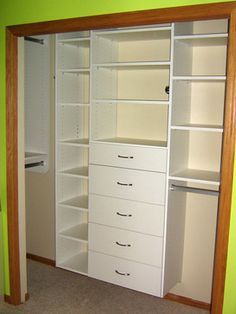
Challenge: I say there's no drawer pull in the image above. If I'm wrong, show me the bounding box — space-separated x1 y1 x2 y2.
117 181 133 187
116 212 132 217
115 270 130 276
116 241 131 247
118 154 134 159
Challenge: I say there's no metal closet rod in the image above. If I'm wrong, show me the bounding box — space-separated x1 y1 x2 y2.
25 161 44 169
24 36 45 45
170 184 219 196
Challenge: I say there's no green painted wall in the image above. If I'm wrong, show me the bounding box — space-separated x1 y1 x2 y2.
0 0 235 312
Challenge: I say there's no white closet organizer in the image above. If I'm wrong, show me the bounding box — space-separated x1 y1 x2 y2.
56 31 90 275
55 20 228 303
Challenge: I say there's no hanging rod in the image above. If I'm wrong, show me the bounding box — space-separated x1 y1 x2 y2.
24 36 44 45
25 161 44 169
170 184 219 196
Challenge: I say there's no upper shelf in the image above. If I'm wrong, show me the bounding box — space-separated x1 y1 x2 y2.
93 61 170 69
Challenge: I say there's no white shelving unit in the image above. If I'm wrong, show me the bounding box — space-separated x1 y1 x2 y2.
56 30 91 275
55 19 228 303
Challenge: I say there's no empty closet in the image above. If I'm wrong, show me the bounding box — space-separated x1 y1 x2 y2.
54 18 228 304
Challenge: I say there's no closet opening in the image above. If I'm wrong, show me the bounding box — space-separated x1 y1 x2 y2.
6 3 236 313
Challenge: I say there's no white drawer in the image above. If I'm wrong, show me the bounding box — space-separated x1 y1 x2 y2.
88 251 161 297
90 142 167 172
89 223 163 267
89 194 164 236
89 165 166 204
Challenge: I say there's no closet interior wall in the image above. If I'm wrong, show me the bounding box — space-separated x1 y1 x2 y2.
25 35 55 261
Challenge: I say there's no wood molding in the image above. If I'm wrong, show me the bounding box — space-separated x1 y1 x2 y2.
7 2 236 36
26 253 55 267
211 10 236 314
5 2 236 310
165 293 211 310
6 29 21 306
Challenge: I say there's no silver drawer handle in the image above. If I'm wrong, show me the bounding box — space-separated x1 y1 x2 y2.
118 154 134 159
115 270 130 276
116 212 132 217
117 181 133 187
115 241 131 247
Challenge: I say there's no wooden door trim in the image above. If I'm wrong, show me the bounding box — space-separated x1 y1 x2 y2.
6 2 236 312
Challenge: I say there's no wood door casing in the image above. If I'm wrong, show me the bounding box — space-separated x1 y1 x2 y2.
5 3 236 313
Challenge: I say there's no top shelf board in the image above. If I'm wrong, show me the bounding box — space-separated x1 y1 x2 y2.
174 34 228 46
94 61 170 69
94 25 171 39
57 38 90 46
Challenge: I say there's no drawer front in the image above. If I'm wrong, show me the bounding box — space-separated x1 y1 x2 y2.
89 223 163 267
89 165 166 204
89 194 164 236
88 251 161 297
90 142 167 172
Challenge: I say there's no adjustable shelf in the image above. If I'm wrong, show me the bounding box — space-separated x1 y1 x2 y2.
58 166 88 179
94 61 170 68
59 223 88 243
93 99 169 105
58 102 90 107
169 169 220 186
94 137 167 147
59 138 89 147
59 195 88 212
59 68 90 73
172 76 226 81
57 37 90 45
171 124 223 133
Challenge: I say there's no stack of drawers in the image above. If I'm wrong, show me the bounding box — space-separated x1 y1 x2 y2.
88 142 167 296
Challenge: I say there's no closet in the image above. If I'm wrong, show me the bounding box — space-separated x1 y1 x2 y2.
55 18 228 304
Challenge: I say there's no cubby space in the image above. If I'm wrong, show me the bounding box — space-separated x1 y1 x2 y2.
57 145 88 178
57 176 88 208
173 35 227 76
93 66 170 102
57 72 90 105
174 19 228 36
167 181 218 303
56 237 88 275
93 26 171 64
169 130 222 185
171 80 225 130
57 105 89 143
57 39 90 70
91 103 168 147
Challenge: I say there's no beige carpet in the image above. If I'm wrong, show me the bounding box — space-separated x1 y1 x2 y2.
0 259 209 314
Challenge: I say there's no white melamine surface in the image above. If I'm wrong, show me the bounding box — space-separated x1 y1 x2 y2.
89 194 164 236
58 251 88 275
89 165 166 204
90 143 167 172
59 223 88 242
89 223 163 267
59 195 88 211
89 251 161 296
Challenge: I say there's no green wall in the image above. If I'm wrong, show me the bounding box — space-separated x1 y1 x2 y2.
0 0 235 312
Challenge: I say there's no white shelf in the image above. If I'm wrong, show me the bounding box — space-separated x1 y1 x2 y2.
59 166 88 179
169 169 220 186
58 102 90 107
25 152 47 165
171 124 223 132
59 138 89 147
173 75 226 81
59 195 88 211
94 61 170 68
58 37 90 44
59 223 88 242
59 68 90 73
94 137 167 147
95 25 172 36
93 99 169 105
174 33 228 44
58 252 88 275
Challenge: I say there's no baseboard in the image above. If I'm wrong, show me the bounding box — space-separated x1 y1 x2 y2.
164 293 211 310
26 253 55 267
4 294 12 304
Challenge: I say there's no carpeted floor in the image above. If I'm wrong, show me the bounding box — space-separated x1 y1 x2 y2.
0 259 210 314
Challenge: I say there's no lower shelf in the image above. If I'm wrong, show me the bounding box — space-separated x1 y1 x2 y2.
59 223 88 242
169 169 220 185
94 137 167 147
58 252 88 275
